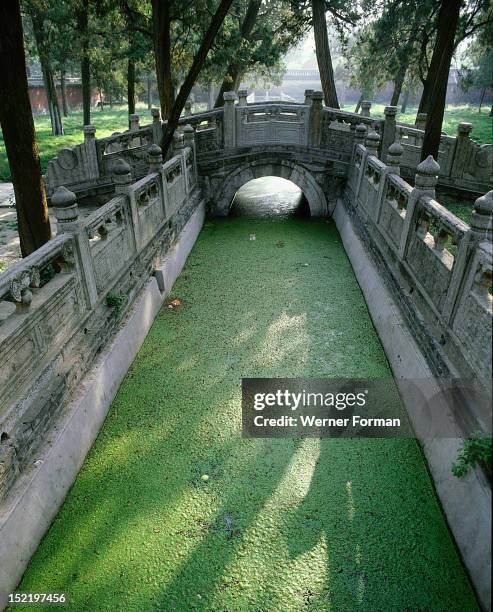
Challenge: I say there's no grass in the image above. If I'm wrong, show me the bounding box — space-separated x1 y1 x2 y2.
0 103 153 181
14 216 478 611
341 103 493 145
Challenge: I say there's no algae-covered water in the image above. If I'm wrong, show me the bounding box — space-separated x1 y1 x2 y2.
15 189 478 610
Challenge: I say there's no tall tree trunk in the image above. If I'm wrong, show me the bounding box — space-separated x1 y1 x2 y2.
401 89 409 113
421 0 461 161
312 0 339 108
354 95 362 113
390 64 407 107
60 68 69 116
78 0 91 126
151 0 173 120
147 74 152 109
478 87 485 112
214 0 261 108
160 0 234 156
0 0 51 256
127 57 136 116
30 11 63 135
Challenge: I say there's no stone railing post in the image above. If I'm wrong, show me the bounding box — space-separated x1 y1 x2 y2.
114 158 140 249
415 113 427 131
308 91 323 148
83 125 99 181
381 106 397 163
451 122 473 180
360 100 371 117
52 186 98 306
173 129 184 154
151 108 162 145
470 191 493 243
399 155 440 258
183 124 197 187
386 141 403 176
223 91 237 148
238 89 248 107
129 114 140 131
148 144 163 174
184 100 192 116
365 130 380 157
352 123 367 165
304 89 314 106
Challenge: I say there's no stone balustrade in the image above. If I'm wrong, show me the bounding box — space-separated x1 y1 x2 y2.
346 129 492 383
0 141 200 504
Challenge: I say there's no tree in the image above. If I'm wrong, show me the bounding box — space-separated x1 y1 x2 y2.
77 0 91 125
420 0 462 160
0 0 51 256
312 0 339 107
151 0 173 120
160 0 235 155
27 2 64 135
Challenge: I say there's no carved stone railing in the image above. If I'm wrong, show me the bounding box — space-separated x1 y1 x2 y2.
0 140 200 504
43 95 492 198
346 128 492 385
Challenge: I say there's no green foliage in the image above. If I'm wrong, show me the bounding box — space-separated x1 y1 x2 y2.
105 290 127 317
452 434 492 478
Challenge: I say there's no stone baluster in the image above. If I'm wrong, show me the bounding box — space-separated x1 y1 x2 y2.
52 185 98 306
304 89 314 106
184 101 192 116
113 158 133 194
129 114 140 131
151 107 162 145
183 124 197 190
173 130 184 153
148 144 163 174
52 186 79 233
451 122 473 180
83 125 99 181
415 113 427 131
223 91 237 148
470 191 493 243
365 130 380 157
308 91 323 148
360 100 371 117
238 89 248 107
381 106 397 163
398 155 440 258
386 142 403 176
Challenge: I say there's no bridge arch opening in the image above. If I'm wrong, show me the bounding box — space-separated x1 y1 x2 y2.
230 177 311 218
212 159 328 217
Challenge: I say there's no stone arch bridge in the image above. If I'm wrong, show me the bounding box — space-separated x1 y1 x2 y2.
0 91 491 609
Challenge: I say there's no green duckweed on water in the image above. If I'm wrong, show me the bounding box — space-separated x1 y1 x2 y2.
15 216 478 611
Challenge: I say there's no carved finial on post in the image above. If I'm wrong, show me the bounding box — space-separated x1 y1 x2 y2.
471 191 493 242
361 100 371 117
148 144 163 173
52 186 78 233
83 124 96 141
184 100 192 116
151 107 161 123
304 89 314 106
151 107 162 145
414 155 440 198
173 129 184 152
238 89 248 106
183 124 195 148
129 114 140 131
387 141 403 175
365 130 380 156
354 123 367 147
112 158 132 194
457 122 473 138
415 113 427 131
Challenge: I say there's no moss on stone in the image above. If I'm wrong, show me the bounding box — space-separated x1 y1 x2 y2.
15 218 478 611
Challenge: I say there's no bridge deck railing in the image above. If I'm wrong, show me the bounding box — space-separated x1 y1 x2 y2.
43 94 491 197
0 143 199 503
